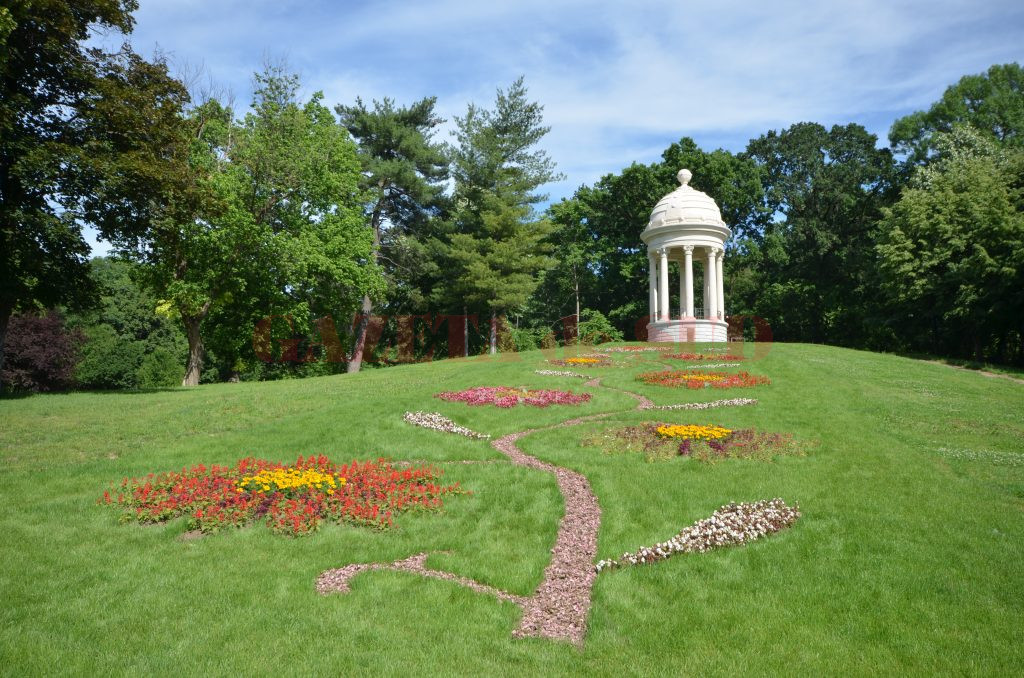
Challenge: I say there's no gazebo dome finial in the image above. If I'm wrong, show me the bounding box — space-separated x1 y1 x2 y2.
677 168 693 186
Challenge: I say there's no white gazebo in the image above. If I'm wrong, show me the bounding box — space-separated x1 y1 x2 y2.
641 169 730 343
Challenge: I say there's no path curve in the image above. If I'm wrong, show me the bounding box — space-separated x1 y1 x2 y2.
317 374 755 646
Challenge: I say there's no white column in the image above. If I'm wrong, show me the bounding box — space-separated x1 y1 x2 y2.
706 247 718 320
716 248 725 319
702 258 709 318
677 259 684 319
648 253 657 322
683 245 694 318
658 248 669 321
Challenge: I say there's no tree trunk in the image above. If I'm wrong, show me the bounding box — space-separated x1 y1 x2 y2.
182 314 205 386
0 307 11 389
490 312 497 355
575 276 580 333
463 307 469 358
347 198 385 374
347 294 373 373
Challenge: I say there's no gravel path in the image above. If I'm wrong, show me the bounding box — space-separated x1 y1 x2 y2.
317 552 527 605
316 373 759 647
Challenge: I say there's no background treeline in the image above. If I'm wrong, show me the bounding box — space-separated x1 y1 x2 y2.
2 2 1022 392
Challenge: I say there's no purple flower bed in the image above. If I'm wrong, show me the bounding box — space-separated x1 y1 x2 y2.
436 386 592 408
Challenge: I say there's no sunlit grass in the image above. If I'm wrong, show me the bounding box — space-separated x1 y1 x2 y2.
1 343 1022 674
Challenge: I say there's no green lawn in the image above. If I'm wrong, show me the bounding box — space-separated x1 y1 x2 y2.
1 343 1022 675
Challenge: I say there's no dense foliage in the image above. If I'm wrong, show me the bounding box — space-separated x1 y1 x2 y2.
0 311 83 392
3 0 1021 391
72 258 186 389
0 1 137 384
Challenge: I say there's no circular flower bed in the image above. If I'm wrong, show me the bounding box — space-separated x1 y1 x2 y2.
100 455 466 535
595 498 800 572
665 352 745 361
584 422 804 462
547 357 611 367
602 346 669 353
436 386 591 408
636 370 770 389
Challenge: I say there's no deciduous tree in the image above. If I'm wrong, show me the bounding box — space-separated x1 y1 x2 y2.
876 126 1024 361
0 0 137 385
890 63 1024 165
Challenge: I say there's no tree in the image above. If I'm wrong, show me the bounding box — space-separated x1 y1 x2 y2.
0 0 138 386
890 63 1024 165
441 77 562 354
70 258 186 389
334 97 449 373
91 64 380 385
876 126 1024 362
542 196 600 328
742 123 897 344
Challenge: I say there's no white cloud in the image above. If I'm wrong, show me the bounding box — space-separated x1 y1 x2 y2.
84 0 1024 253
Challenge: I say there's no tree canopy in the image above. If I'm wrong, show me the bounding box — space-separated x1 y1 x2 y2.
0 0 139 383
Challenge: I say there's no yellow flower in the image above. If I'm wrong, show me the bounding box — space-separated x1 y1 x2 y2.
655 424 732 440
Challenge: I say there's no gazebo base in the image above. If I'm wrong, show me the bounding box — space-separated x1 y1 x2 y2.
647 319 728 343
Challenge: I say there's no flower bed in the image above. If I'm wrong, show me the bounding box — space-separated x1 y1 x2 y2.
647 397 757 411
547 357 611 367
636 370 770 389
100 455 466 535
595 499 800 572
436 386 591 408
601 346 670 353
665 352 745 361
584 422 804 462
535 369 588 379
403 411 490 439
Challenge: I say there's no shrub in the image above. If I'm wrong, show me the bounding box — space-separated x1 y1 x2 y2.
1 311 83 392
539 331 558 349
76 324 145 389
578 309 624 345
137 348 185 388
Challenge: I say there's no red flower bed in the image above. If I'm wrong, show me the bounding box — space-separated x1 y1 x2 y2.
665 352 745 361
100 455 466 536
636 370 770 389
436 386 591 408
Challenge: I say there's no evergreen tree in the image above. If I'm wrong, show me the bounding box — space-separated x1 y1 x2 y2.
335 97 449 372
441 77 562 353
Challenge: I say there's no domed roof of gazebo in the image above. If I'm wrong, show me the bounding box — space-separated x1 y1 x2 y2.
644 169 725 232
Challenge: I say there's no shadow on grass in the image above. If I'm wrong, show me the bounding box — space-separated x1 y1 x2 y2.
897 351 1024 379
1 385 188 399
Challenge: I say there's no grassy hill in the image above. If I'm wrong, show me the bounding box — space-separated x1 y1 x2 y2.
1 343 1022 675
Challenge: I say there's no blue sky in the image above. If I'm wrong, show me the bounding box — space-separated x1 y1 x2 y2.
86 0 1023 254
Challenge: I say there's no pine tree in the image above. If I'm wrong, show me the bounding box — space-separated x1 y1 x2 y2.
441 77 562 354
335 97 449 372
